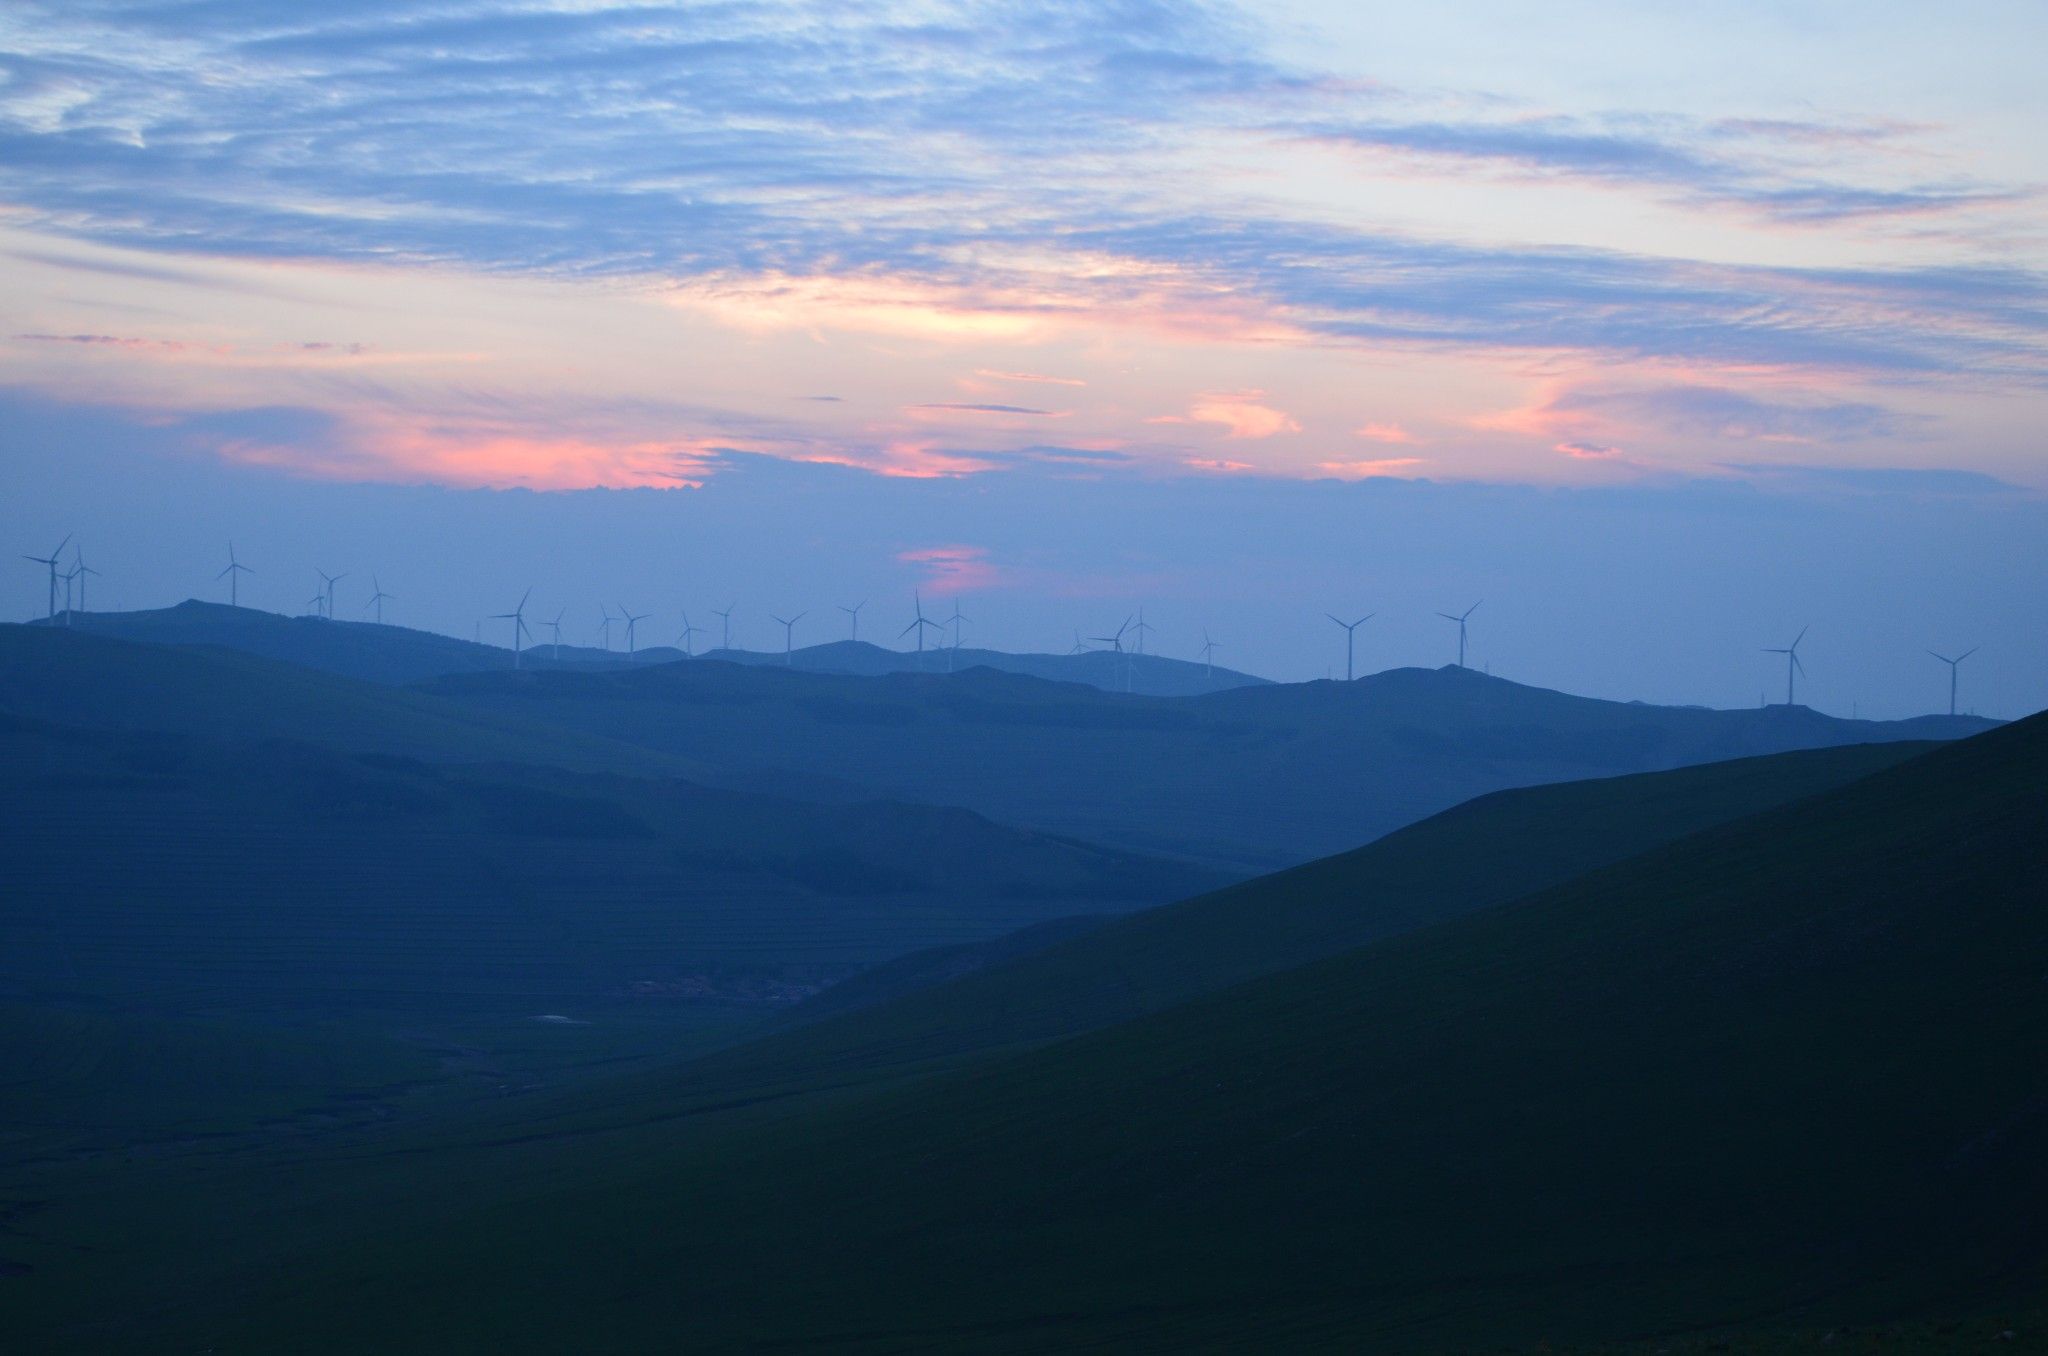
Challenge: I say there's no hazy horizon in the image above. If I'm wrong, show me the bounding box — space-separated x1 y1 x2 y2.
5 3 2044 716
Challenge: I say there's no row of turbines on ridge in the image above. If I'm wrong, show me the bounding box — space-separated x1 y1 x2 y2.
19 536 1989 715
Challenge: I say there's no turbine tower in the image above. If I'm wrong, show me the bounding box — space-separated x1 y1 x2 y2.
217 543 254 607
839 600 866 642
772 610 806 665
945 599 971 672
69 547 100 617
1324 612 1374 682
620 607 649 654
1927 647 1978 717
22 534 70 619
597 605 617 651
541 610 566 659
316 570 346 621
490 589 533 668
1438 601 1481 668
1088 616 1135 693
364 576 394 624
1199 629 1219 680
1763 627 1808 707
714 604 736 652
899 593 942 663
676 612 704 657
1129 606 1154 657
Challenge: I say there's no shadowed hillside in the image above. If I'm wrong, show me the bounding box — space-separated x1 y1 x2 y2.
175 714 2045 1353
41 603 1268 695
0 712 1217 1019
423 655 1995 873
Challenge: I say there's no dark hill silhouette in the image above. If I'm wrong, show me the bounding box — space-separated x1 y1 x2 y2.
0 622 699 777
698 636 1268 695
178 714 2045 1353
40 603 1266 695
729 739 1938 1068
0 711 1217 1017
423 655 1995 874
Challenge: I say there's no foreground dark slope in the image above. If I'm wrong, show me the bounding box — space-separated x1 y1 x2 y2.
224 714 2046 1353
739 739 1935 1078
0 713 1214 1016
424 656 1992 872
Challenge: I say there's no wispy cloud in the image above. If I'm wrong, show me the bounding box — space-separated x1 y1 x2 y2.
896 543 1002 592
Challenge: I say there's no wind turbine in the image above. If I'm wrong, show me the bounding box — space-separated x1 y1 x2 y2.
217 543 254 607
1129 605 1154 657
1088 616 1135 692
713 604 736 652
491 589 533 667
22 534 70 618
676 611 703 657
945 599 970 672
839 600 866 642
1324 612 1374 682
597 605 617 651
541 609 566 659
1437 601 1481 668
60 562 77 623
1198 629 1219 680
1763 626 1807 707
1927 647 1978 717
316 570 346 621
364 576 394 624
1067 629 1091 656
69 547 100 617
772 610 806 664
899 593 942 663
620 606 649 654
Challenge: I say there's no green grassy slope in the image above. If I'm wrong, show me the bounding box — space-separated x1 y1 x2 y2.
188 713 2045 1353
423 657 1994 873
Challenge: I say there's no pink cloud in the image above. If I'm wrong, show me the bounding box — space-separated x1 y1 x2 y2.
1354 422 1418 444
1555 441 1626 460
1317 457 1424 479
1184 457 1258 473
974 368 1086 387
896 544 1002 593
1181 390 1301 439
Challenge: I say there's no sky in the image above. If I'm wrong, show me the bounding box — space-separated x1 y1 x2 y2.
1 1 2043 717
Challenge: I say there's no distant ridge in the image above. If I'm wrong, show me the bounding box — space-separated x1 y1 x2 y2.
695 637 1270 696
426 654 1998 873
36 603 1268 696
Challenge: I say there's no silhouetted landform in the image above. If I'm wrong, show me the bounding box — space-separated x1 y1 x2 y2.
0 622 701 778
696 637 1270 695
425 656 1997 874
735 739 1939 1075
133 713 2039 1353
37 602 1268 695
0 710 1217 1017
39 601 537 686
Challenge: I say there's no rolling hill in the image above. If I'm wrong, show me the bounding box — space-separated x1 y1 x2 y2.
696 636 1269 695
175 711 2045 1353
43 603 1269 695
422 655 1993 874
0 711 1217 1021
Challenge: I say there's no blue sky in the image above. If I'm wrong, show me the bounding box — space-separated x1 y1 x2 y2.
1 1 2042 714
